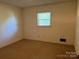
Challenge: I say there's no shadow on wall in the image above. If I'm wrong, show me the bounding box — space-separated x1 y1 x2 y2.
0 9 18 45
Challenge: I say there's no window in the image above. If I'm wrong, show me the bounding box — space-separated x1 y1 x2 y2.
37 12 51 26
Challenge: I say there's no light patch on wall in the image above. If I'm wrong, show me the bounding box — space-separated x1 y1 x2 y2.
2 16 18 40
0 9 18 45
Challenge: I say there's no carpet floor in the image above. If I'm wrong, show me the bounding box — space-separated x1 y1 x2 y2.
0 39 77 59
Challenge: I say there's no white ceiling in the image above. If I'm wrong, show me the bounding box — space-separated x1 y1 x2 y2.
0 0 75 7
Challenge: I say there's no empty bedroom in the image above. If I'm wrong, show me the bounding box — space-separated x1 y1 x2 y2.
0 0 78 59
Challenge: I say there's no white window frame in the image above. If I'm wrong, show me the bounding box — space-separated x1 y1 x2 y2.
37 11 52 27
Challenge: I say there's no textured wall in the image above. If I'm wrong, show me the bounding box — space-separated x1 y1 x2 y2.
23 1 76 45
0 3 23 48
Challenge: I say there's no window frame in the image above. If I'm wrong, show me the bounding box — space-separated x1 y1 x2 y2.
36 11 52 27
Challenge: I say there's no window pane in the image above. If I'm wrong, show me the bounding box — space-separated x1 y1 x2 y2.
37 12 51 26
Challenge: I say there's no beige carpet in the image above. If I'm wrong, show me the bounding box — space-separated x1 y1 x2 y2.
0 39 77 59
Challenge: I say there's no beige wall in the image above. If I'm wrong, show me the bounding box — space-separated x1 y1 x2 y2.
0 3 23 48
75 0 79 55
23 1 76 45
